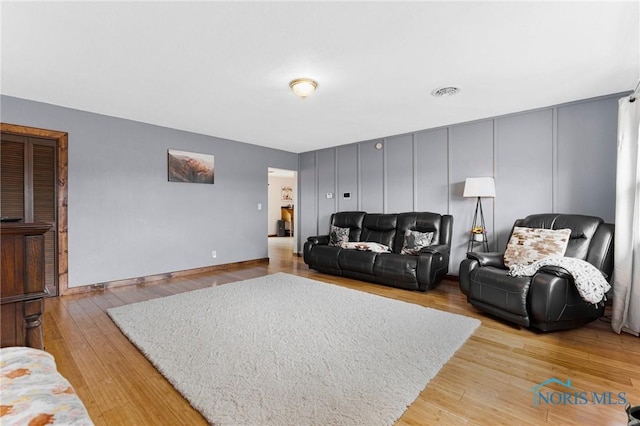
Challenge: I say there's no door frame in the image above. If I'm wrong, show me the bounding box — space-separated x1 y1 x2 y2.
1 123 69 295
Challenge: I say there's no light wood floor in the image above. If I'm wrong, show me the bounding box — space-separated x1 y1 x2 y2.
44 237 639 425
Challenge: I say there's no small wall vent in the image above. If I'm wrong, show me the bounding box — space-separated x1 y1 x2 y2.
431 87 460 97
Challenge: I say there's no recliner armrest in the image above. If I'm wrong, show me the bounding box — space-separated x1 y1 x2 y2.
466 251 505 268
537 265 608 280
306 235 330 245
537 265 572 279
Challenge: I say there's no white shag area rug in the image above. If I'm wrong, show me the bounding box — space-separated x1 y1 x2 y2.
107 273 480 425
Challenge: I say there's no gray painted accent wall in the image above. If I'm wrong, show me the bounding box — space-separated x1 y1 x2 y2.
495 109 553 249
336 144 358 212
299 94 621 275
415 128 448 214
317 148 337 234
1 95 298 287
298 151 317 238
386 134 414 213
449 120 495 271
555 98 619 221
359 139 384 213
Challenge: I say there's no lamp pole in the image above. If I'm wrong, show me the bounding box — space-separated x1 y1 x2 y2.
463 176 495 253
467 196 490 253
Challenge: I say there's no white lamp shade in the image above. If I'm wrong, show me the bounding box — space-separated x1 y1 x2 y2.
463 177 496 198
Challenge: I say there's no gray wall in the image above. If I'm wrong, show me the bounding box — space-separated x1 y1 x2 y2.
298 94 621 275
1 95 298 287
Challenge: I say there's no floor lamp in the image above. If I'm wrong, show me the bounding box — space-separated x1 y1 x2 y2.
463 177 495 252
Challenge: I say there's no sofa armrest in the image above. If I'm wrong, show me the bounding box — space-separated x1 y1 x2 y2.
304 235 329 265
420 244 450 255
415 246 450 291
466 251 505 268
306 235 330 245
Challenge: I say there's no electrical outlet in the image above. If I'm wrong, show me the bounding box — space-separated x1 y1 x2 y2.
257 203 262 210
211 250 217 258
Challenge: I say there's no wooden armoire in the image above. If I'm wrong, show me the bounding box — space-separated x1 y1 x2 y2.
1 222 51 349
1 132 58 296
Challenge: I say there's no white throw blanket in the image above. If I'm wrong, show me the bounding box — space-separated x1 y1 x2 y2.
340 241 391 253
508 256 611 305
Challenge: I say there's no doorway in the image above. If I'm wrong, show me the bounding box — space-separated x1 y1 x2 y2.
0 123 68 296
267 167 297 255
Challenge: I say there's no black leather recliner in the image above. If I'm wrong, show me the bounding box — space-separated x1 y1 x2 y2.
459 214 614 331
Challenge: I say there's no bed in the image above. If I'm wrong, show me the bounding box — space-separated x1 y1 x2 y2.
0 346 94 425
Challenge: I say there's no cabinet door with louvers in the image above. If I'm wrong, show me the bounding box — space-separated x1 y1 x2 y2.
1 133 57 296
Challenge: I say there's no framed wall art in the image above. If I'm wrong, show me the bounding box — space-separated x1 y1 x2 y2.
281 185 293 201
167 149 214 184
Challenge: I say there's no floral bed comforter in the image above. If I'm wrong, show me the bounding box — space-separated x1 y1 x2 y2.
0 346 94 425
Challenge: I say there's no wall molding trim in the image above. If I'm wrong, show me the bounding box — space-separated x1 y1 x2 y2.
62 258 269 295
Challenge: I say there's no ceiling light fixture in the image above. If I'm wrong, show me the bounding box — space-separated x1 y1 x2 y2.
431 86 460 97
290 78 318 99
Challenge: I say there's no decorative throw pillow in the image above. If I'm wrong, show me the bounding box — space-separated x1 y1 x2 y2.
503 226 571 267
401 230 434 255
329 225 350 246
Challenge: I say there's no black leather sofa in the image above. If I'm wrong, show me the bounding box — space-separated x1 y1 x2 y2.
303 211 453 291
459 214 614 331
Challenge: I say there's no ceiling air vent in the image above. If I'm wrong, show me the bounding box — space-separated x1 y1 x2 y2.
431 87 460 97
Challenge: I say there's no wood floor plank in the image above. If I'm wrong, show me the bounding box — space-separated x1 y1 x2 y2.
99 401 156 426
396 398 470 425
104 360 204 425
44 337 88 389
41 237 639 425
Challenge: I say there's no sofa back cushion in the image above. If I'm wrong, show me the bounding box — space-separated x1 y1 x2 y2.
330 211 366 242
360 214 398 251
394 212 444 254
513 214 604 261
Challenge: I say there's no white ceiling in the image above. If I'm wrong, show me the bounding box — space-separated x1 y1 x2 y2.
1 1 638 154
